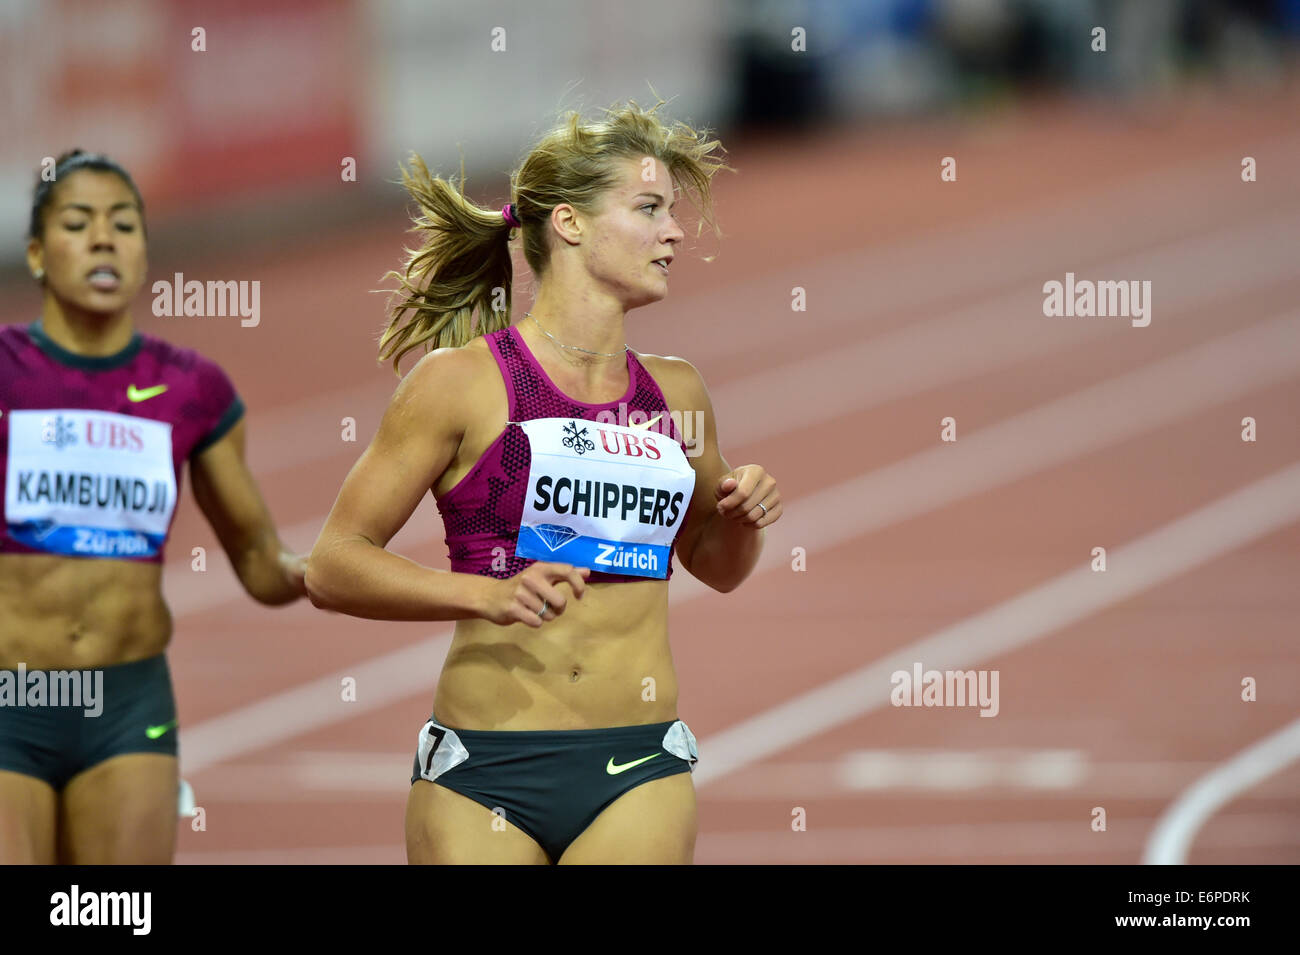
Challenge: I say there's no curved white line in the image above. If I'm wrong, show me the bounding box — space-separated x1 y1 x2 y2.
1142 716 1300 864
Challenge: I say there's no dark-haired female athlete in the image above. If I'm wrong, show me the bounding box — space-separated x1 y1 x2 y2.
0 150 308 864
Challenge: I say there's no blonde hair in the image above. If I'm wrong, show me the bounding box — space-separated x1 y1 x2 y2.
378 96 733 374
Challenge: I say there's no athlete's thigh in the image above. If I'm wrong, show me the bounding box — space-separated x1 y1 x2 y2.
406 780 549 865
559 771 697 865
0 770 58 865
59 753 178 864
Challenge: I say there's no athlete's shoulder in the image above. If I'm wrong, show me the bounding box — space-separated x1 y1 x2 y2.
460 331 496 362
634 351 706 403
0 321 33 350
136 330 237 384
635 350 692 374
406 335 493 376
392 340 489 416
130 331 242 436
0 323 46 377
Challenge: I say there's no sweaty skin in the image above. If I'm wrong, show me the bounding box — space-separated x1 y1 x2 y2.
429 331 688 731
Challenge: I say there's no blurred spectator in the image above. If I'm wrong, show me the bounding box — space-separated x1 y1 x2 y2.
730 0 1298 125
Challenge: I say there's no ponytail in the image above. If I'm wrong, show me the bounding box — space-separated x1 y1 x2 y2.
378 153 515 375
380 95 731 376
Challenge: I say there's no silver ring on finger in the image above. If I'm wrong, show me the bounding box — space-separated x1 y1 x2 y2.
539 600 548 617
757 502 768 517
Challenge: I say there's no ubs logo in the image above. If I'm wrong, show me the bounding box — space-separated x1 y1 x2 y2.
562 420 596 456
41 415 78 450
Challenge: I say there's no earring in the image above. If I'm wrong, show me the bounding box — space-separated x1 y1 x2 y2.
32 268 44 281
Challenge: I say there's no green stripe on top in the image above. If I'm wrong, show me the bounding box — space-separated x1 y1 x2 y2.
191 397 245 456
27 319 143 371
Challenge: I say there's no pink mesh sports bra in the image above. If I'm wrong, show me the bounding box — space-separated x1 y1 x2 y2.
435 324 695 583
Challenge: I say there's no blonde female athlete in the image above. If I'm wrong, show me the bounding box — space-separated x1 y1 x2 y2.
307 100 783 864
0 151 308 864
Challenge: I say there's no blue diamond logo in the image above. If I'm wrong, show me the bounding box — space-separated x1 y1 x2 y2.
532 524 578 551
21 520 58 541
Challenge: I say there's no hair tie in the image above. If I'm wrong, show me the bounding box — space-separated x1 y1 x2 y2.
501 203 520 228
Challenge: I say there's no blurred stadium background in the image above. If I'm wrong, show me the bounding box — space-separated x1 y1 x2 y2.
1 0 1298 864
5 0 1297 267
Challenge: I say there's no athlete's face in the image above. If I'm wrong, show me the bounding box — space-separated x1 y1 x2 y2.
27 171 148 317
583 157 684 308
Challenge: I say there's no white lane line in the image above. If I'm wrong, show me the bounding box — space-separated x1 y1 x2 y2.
180 313 1300 773
186 752 418 801
772 311 1300 553
182 638 448 774
289 750 416 790
698 758 1300 800
695 814 1300 864
693 459 1300 786
838 750 1089 791
162 512 338 614
1142 716 1300 865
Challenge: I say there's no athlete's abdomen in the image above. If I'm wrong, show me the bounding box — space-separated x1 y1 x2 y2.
0 553 171 669
432 578 679 730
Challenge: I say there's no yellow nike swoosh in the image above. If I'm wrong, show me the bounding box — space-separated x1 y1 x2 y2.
630 414 664 430
128 384 168 402
606 753 661 775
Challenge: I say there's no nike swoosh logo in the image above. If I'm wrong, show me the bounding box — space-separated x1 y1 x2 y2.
145 719 178 739
630 414 664 430
606 753 661 775
128 384 168 402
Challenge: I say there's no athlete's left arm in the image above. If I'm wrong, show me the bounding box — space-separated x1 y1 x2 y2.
665 358 782 594
190 417 308 605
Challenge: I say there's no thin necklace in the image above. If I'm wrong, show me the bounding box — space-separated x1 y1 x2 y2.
527 311 628 360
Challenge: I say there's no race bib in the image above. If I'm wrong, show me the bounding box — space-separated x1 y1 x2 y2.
515 417 696 579
5 409 177 558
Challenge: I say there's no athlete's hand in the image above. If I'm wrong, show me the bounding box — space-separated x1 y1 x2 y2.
486 562 591 628
715 465 781 528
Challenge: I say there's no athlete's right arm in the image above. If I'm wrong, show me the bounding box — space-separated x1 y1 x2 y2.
304 347 588 627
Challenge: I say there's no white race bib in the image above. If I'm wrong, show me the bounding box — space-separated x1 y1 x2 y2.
515 417 696 579
5 409 176 558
